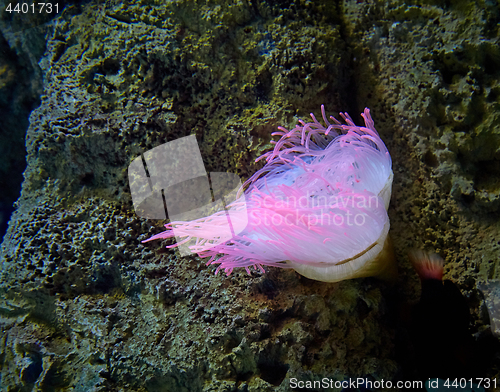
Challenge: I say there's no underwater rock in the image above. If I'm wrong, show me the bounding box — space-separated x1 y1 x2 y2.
0 0 499 390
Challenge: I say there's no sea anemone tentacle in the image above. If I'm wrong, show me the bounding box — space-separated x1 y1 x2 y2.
142 106 395 282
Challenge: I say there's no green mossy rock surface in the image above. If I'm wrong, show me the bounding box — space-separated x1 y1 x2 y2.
0 0 499 390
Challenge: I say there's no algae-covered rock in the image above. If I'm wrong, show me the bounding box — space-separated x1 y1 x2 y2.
0 0 499 390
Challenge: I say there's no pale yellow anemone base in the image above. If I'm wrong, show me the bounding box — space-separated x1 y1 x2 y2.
287 222 396 283
287 171 397 283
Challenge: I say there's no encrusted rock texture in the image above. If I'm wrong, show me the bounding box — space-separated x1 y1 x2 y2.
0 5 46 240
0 0 499 390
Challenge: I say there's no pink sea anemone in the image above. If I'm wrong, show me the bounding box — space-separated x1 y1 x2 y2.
143 106 395 282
